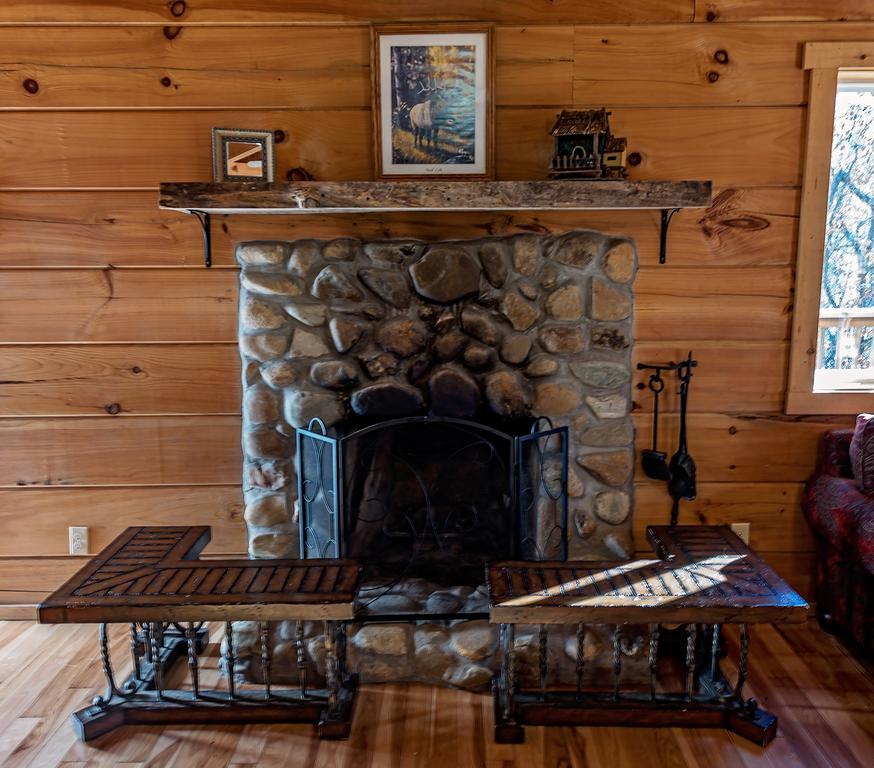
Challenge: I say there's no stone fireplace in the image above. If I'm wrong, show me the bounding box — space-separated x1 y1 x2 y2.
230 230 644 689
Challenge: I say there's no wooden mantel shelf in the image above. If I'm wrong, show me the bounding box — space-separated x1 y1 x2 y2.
158 179 711 266
159 179 712 215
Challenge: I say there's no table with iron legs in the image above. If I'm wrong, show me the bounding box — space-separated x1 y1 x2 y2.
37 526 361 741
487 525 808 746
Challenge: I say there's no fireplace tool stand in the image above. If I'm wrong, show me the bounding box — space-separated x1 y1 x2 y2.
637 354 698 525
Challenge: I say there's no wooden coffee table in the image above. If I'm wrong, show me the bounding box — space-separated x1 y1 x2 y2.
38 526 361 741
486 525 808 746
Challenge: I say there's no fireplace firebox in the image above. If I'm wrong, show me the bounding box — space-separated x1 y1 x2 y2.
296 416 569 588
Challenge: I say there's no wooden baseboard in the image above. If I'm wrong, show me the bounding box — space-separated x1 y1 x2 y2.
0 592 42 620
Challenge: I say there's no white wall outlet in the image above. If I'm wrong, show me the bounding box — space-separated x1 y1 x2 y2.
69 526 89 555
730 522 751 545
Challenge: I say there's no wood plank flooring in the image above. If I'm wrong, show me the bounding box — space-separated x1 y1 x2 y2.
0 619 871 767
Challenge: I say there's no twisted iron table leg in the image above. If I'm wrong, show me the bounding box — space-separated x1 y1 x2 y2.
685 624 698 702
648 623 659 701
129 623 141 682
324 621 340 712
736 623 750 700
500 623 516 721
260 621 272 700
575 623 585 699
224 621 236 699
149 622 164 700
710 624 721 682
612 625 622 700
186 622 200 699
92 623 123 708
296 621 308 699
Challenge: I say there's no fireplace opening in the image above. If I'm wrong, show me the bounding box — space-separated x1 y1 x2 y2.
296 416 568 614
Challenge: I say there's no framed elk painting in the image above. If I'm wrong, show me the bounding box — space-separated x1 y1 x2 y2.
371 24 494 179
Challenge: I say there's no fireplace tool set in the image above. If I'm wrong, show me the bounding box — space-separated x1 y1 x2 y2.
637 352 698 525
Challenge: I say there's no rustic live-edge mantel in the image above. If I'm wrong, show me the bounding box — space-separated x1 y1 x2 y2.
158 180 712 267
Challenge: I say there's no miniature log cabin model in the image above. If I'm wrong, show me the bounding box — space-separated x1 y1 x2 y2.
548 109 628 179
37 178 809 747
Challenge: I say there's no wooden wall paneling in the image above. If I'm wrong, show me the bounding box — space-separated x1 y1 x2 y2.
632 412 854 482
0 191 208 268
694 1 874 23
0 110 373 187
0 26 371 109
0 345 241 416
633 265 793 341
0 557 86 595
0 486 245 556
0 1 695 24
0 107 801 188
632 341 788 412
0 269 238 342
495 27 574 106
0 416 242 486
0 2 850 601
682 186 799 266
0 412 847 489
573 22 874 107
0 186 798 268
0 266 791 343
633 481 813 552
0 341 785 418
0 24 575 109
496 107 804 185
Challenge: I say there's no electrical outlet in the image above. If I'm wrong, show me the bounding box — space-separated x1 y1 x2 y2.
69 526 89 555
730 522 751 545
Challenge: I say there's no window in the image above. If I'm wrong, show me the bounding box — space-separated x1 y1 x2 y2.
787 44 874 414
816 72 874 393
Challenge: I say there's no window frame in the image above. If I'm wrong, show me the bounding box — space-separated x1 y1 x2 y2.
787 42 874 415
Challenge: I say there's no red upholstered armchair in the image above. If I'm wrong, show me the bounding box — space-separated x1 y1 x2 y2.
802 429 873 656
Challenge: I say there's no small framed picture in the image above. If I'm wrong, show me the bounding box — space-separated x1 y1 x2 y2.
211 128 275 183
371 24 494 179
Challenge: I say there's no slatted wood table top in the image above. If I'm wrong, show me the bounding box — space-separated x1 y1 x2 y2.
487 525 808 625
38 526 361 623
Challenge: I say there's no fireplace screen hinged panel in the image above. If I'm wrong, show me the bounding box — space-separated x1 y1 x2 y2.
296 416 568 585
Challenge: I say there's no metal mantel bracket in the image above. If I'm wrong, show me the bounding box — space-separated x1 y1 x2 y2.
190 210 212 268
659 208 681 265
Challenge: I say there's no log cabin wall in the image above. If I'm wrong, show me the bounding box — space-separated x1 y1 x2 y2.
1 0 870 606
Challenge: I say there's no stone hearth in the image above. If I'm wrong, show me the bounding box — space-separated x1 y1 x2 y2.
232 231 642 690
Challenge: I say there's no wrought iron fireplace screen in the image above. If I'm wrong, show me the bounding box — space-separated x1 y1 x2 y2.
295 416 569 587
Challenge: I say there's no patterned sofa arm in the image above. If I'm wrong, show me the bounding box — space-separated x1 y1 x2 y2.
817 429 855 478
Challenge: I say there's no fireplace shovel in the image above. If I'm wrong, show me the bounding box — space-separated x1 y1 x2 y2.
641 368 672 481
668 355 697 525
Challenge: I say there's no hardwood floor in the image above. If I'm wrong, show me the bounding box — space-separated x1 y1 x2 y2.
0 619 870 767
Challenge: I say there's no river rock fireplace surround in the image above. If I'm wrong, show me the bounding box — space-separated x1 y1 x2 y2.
157 178 712 692
233 229 638 689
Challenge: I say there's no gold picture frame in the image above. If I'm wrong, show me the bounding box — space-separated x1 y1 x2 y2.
211 128 275 183
371 24 495 180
